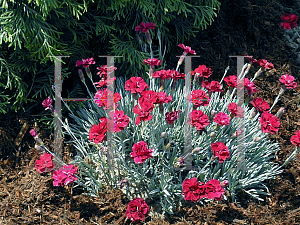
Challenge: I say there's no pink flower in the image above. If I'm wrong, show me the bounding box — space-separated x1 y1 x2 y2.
256 59 274 70
245 56 258 64
290 130 300 146
281 13 298 30
152 69 173 79
165 110 181 124
224 75 237 88
250 97 270 112
130 141 153 164
96 65 117 78
89 117 107 144
93 77 116 88
243 78 258 95
259 112 280 134
178 44 196 55
204 179 225 200
182 178 206 202
187 89 210 108
213 112 230 126
52 164 78 187
140 90 159 104
108 110 130 132
211 142 230 163
42 97 53 110
135 22 156 33
172 72 185 80
29 129 37 137
76 58 96 68
191 65 212 78
187 110 210 131
133 98 154 125
143 58 162 66
279 74 297 89
35 153 54 173
94 89 121 109
125 77 149 94
202 80 223 93
155 92 172 104
228 103 244 118
125 198 149 223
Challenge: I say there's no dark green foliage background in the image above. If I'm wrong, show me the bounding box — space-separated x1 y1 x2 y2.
0 0 220 116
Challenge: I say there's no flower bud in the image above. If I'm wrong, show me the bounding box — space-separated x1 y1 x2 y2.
161 132 167 139
275 107 285 119
34 144 44 152
78 69 85 83
145 31 152 45
253 137 261 142
210 132 216 138
192 147 200 153
220 180 229 187
165 143 171 151
210 110 217 119
119 179 130 189
29 129 37 138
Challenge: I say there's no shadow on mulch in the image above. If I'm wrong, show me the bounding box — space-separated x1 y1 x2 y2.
1 0 300 224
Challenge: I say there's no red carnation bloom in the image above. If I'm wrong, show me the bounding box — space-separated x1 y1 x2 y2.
140 90 159 104
172 72 185 80
125 77 149 94
202 80 223 93
94 76 116 88
259 112 280 134
191 65 212 78
281 13 298 30
35 153 55 174
213 112 230 126
94 89 121 109
165 110 181 124
143 58 162 66
108 110 130 132
152 69 174 79
135 22 156 33
42 97 53 110
224 75 237 88
133 98 154 125
130 141 153 164
178 44 196 55
251 97 270 113
256 59 274 70
211 142 230 163
76 58 96 68
182 178 206 202
52 164 78 187
204 179 225 200
279 74 297 89
243 78 258 95
96 65 117 78
228 102 244 118
187 110 210 131
187 89 210 108
245 56 258 64
125 198 149 223
89 117 107 144
291 130 300 146
155 92 172 104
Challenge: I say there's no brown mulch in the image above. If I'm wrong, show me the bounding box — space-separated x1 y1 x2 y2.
1 0 300 224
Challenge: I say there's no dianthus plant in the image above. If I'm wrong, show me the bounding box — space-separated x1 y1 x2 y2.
57 48 298 215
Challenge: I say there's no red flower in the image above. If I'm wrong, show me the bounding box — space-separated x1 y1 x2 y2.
89 117 107 144
256 59 274 70
187 89 210 108
178 44 196 55
125 77 149 94
243 78 258 95
213 112 230 126
211 142 230 163
76 58 95 68
250 97 270 113
108 110 130 132
125 198 149 223
182 178 206 202
281 13 298 30
135 22 156 33
35 153 54 173
245 56 258 64
143 58 162 66
204 179 225 200
130 141 153 164
259 112 280 134
42 97 53 110
228 103 244 118
165 110 181 124
152 69 173 79
224 75 237 88
140 90 159 104
279 74 297 89
155 92 172 104
291 130 300 146
202 80 223 93
133 98 154 125
96 65 117 78
94 77 116 88
191 65 212 78
52 164 78 187
29 129 37 137
172 72 185 80
187 110 210 131
94 89 121 109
